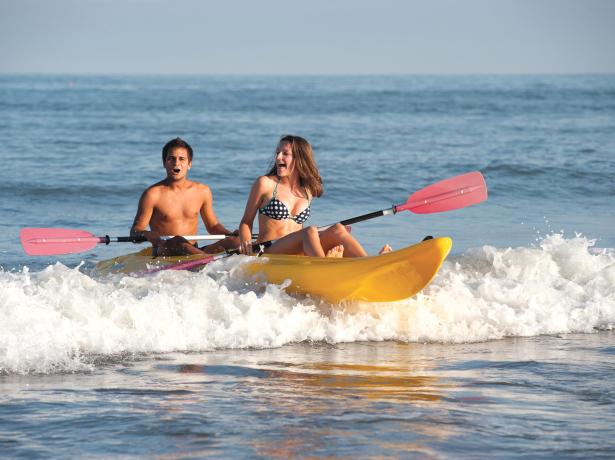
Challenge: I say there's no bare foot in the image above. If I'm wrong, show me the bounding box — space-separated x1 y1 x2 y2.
326 244 344 258
378 244 392 254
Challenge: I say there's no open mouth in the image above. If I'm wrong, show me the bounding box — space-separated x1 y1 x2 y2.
173 168 181 174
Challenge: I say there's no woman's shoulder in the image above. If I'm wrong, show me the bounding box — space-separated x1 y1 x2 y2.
253 175 277 189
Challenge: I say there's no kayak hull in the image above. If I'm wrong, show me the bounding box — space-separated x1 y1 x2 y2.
242 237 451 303
96 248 209 275
95 237 452 303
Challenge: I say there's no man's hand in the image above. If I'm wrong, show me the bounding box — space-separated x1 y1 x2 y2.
131 229 161 245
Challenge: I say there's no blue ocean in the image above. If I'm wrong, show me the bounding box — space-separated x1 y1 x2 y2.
1 75 614 458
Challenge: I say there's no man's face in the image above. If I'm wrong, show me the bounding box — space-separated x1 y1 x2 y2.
164 147 192 181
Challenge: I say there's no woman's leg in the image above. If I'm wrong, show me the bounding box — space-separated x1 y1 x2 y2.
264 226 332 256
263 228 314 255
318 223 368 257
263 224 374 258
379 244 392 254
302 226 326 257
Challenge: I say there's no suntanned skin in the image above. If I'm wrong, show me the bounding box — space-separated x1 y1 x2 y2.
131 146 238 256
239 140 391 257
239 173 365 257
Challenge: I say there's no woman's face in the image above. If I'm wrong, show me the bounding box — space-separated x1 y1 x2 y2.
275 141 294 177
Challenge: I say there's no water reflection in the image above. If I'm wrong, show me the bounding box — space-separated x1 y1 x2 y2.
172 343 451 457
177 347 445 405
5 335 613 458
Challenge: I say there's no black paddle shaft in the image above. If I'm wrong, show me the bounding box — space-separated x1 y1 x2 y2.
339 206 396 226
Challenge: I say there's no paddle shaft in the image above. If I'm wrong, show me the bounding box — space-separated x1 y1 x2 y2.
143 240 274 273
146 209 392 274
22 172 486 258
147 171 487 272
336 207 395 227
25 234 249 246
150 209 395 273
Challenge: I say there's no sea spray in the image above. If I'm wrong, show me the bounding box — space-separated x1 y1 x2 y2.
1 234 613 375
415 233 615 342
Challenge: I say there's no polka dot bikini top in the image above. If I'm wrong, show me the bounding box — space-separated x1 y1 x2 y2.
259 180 311 224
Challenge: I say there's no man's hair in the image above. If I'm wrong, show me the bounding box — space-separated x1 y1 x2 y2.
162 137 193 162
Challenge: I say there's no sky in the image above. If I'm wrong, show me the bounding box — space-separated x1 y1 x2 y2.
1 0 614 75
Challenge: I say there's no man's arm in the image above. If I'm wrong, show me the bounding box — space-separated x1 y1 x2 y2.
130 188 159 243
200 185 234 235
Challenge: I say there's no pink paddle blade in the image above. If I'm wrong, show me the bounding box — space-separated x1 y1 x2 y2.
20 228 100 256
397 171 488 214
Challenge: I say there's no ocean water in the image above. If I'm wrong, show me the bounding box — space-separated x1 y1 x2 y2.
1 74 614 458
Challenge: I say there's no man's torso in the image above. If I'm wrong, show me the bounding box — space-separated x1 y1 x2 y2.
149 181 206 236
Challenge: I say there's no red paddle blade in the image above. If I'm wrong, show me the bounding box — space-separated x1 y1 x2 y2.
397 171 488 214
20 228 99 256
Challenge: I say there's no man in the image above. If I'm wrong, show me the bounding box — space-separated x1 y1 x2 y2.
130 137 239 256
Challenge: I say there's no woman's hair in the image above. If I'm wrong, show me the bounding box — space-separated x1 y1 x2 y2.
266 135 324 198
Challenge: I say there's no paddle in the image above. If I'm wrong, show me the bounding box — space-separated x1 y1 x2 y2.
335 170 487 226
144 171 488 274
142 240 275 274
20 228 256 256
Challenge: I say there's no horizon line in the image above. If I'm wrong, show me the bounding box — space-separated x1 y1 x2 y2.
1 71 614 78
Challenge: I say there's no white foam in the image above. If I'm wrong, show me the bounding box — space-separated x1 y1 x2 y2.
1 234 613 374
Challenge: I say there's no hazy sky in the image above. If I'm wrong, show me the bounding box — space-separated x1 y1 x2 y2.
1 0 614 74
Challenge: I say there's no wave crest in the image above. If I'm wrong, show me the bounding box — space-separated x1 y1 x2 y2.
1 234 613 374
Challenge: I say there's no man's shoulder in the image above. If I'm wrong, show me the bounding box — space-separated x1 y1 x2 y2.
188 180 212 196
142 180 167 196
144 179 209 193
189 179 209 189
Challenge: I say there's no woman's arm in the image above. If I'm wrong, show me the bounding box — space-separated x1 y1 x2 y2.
238 177 268 255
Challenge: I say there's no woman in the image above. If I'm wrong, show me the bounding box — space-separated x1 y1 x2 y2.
239 135 390 257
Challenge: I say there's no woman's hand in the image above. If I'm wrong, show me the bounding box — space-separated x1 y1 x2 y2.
239 238 253 255
238 178 267 255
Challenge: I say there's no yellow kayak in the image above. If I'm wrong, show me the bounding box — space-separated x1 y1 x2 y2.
95 237 452 303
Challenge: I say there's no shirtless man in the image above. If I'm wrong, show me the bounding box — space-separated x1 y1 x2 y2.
130 137 239 256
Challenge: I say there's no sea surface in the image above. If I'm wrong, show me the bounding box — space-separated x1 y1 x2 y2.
1 74 614 458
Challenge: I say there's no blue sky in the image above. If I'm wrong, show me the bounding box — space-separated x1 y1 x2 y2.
1 0 614 74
